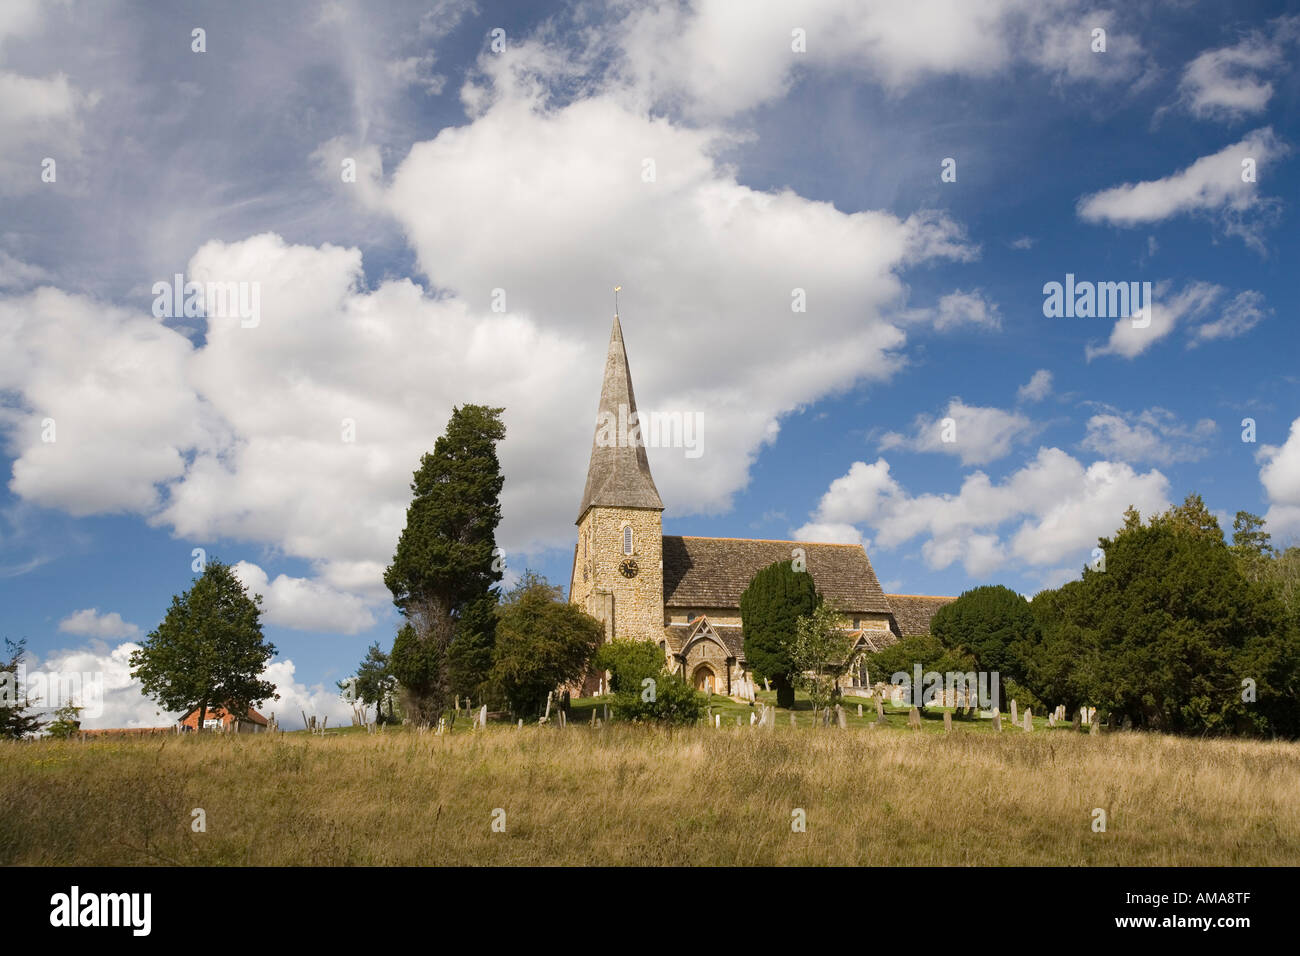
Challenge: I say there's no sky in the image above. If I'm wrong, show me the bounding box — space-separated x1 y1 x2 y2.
1 0 1298 728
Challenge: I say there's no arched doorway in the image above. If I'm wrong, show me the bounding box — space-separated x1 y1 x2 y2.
692 664 715 694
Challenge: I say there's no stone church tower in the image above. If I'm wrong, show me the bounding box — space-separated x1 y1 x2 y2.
570 314 665 646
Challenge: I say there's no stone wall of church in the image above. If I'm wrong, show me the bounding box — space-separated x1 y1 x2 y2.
570 505 664 644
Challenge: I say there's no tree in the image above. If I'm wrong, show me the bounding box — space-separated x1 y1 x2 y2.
611 670 706 725
0 639 45 739
45 703 83 739
384 404 506 721
130 560 277 731
489 572 603 718
447 591 499 704
594 639 665 694
739 560 819 708
789 603 858 715
1031 500 1298 736
390 623 440 724
1231 510 1274 583
930 585 1039 712
339 642 397 724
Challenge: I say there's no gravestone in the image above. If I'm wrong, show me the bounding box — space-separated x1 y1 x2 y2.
1073 710 1082 731
735 715 742 727
478 705 487 729
1089 715 1099 736
992 710 1002 732
715 714 721 728
1048 713 1056 727
943 711 952 732
517 719 523 729
835 705 847 729
857 703 863 718
1010 699 1018 725
790 712 796 728
590 708 597 726
908 707 921 730
750 712 757 726
1023 709 1032 732
875 697 886 719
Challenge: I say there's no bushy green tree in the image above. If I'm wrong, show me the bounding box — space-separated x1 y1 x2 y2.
339 642 397 724
130 560 277 730
45 703 82 739
385 404 506 720
594 639 665 693
1032 496 1298 736
390 623 440 724
447 591 499 704
611 670 706 725
930 585 1039 711
789 603 857 714
490 572 603 718
0 639 45 739
739 560 819 708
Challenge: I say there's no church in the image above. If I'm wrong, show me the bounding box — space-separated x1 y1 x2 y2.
569 314 954 697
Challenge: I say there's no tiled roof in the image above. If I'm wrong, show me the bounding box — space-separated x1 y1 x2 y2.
885 594 957 638
662 536 893 613
576 315 663 521
662 618 746 659
852 628 899 653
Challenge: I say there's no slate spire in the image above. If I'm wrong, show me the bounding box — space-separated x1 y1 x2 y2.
576 313 664 522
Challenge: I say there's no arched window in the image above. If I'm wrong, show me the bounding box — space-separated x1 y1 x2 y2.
622 525 633 555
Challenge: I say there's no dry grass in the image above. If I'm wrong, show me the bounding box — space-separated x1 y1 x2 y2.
2 726 1296 866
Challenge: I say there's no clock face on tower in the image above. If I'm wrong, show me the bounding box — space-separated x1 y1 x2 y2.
619 558 639 579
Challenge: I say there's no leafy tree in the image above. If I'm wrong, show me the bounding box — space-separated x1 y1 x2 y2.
611 670 706 725
130 560 277 731
0 639 45 739
45 703 83 739
789 603 857 714
339 642 397 724
930 585 1039 711
1231 510 1274 583
385 405 506 721
447 592 499 704
489 572 603 718
390 623 440 724
594 639 665 694
865 633 976 711
1033 501 1298 736
739 560 819 708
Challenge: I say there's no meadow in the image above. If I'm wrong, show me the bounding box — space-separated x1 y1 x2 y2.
3 698 1296 866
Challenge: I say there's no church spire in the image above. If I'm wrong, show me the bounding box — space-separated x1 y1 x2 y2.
576 311 664 523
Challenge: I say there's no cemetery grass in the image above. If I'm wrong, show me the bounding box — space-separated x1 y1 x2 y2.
3 719 1297 866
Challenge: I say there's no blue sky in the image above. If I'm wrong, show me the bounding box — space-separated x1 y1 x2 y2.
1 0 1297 727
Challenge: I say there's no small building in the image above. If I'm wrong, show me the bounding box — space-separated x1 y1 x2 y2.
178 703 269 733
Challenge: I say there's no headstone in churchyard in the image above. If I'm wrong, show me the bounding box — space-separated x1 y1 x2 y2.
560 709 567 728
478 705 487 729
1122 715 1132 731
835 705 847 729
1089 715 1099 736
943 710 952 732
590 708 596 726
750 712 757 725
876 697 886 719
715 714 721 728
1023 708 1032 732
764 678 770 692
992 710 1002 732
1073 710 1082 731
735 715 742 727
857 703 863 718
517 719 523 729
1048 713 1056 727
908 707 921 730
790 712 796 727
1010 699 1018 725
543 691 552 723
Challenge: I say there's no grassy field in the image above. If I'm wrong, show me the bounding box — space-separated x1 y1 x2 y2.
3 708 1296 865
